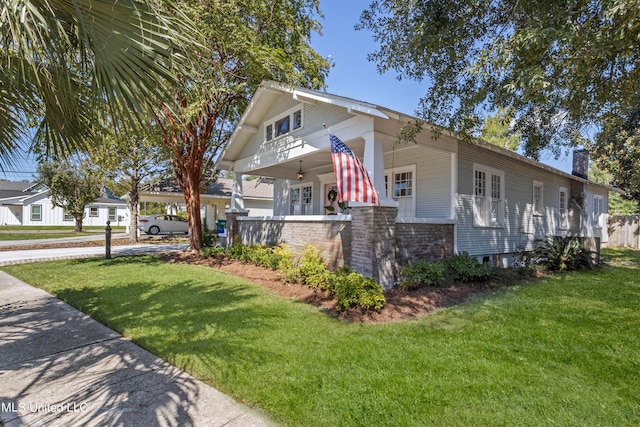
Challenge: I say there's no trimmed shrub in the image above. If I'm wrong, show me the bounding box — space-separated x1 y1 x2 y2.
334 271 385 312
298 245 333 291
400 260 445 289
442 252 492 283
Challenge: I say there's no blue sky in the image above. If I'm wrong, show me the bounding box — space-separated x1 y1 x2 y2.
1 1 572 182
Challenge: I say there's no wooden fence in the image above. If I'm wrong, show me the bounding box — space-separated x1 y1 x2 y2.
608 216 640 249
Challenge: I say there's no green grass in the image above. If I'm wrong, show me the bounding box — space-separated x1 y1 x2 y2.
3 249 639 426
0 225 126 240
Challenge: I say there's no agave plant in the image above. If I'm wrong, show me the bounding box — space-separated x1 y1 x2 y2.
534 236 596 271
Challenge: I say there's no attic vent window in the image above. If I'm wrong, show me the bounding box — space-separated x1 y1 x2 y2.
265 105 303 141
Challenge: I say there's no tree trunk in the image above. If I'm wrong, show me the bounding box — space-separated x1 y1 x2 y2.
184 167 203 250
128 167 140 243
74 217 83 232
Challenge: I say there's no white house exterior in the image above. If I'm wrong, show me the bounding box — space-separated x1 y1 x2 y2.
0 181 129 227
132 177 274 230
215 81 610 286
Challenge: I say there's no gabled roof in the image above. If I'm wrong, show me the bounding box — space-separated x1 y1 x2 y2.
218 80 614 192
218 80 393 168
0 180 128 205
139 177 273 200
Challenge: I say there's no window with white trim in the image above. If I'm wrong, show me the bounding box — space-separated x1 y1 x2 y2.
89 206 99 217
593 195 604 228
473 165 504 227
533 181 544 215
384 165 416 218
290 183 313 215
30 204 42 221
265 105 303 141
108 207 117 222
63 210 74 221
559 187 568 230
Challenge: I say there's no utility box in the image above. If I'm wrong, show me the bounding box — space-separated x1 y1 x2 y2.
216 219 227 236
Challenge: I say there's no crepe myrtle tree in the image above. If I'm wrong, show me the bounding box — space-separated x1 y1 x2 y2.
153 0 329 250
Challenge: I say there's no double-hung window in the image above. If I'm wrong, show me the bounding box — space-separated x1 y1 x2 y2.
30 204 42 222
533 181 544 215
89 206 99 217
559 187 568 230
473 165 504 227
63 210 74 221
265 105 303 141
108 207 117 222
593 195 604 228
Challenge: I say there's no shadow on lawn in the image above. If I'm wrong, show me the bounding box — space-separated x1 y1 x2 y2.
0 267 272 426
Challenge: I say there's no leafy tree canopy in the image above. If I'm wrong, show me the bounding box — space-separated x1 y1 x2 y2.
36 160 103 231
153 0 329 250
480 108 521 152
358 0 640 160
589 95 640 204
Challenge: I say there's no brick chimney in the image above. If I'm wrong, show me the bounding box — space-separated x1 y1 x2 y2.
572 149 589 180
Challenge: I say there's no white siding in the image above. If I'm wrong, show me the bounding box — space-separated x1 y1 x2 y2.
238 96 354 162
383 145 453 219
456 143 591 257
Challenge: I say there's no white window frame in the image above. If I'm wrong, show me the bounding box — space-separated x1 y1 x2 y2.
533 180 544 215
289 182 313 215
108 207 117 222
63 210 74 222
30 204 42 222
559 187 569 230
265 105 303 142
473 164 505 228
593 194 604 228
384 165 417 218
89 206 99 217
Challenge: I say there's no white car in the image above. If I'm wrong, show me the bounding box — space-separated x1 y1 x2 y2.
138 214 189 235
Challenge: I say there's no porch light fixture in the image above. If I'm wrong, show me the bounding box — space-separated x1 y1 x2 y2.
297 160 305 180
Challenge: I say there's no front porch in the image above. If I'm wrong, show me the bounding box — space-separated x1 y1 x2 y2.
224 210 455 288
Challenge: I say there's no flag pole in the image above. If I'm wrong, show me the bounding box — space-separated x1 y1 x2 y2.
322 123 332 135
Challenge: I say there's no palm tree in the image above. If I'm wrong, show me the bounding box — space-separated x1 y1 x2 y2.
0 0 196 167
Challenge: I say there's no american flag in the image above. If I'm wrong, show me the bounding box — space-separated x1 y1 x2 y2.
330 134 379 205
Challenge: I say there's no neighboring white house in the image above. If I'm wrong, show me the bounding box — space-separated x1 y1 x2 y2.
215 81 611 285
0 181 129 227
130 177 274 230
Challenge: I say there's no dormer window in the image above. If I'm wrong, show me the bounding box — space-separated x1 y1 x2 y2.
265 105 303 141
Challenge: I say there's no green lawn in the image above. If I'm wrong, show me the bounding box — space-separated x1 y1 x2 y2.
3 249 639 426
0 225 126 241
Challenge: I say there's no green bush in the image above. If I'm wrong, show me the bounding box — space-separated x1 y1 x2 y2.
298 245 334 291
442 252 492 283
273 245 300 283
534 236 596 271
400 260 445 289
201 245 226 257
334 271 385 312
201 243 385 312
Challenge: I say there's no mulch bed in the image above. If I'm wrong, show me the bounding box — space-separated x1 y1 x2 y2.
161 251 510 323
5 238 532 322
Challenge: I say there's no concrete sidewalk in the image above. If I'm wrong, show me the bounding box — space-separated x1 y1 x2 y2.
0 271 271 426
0 243 192 266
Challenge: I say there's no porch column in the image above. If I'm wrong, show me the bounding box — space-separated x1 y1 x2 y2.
350 205 398 289
362 132 392 204
224 211 248 247
228 173 247 212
